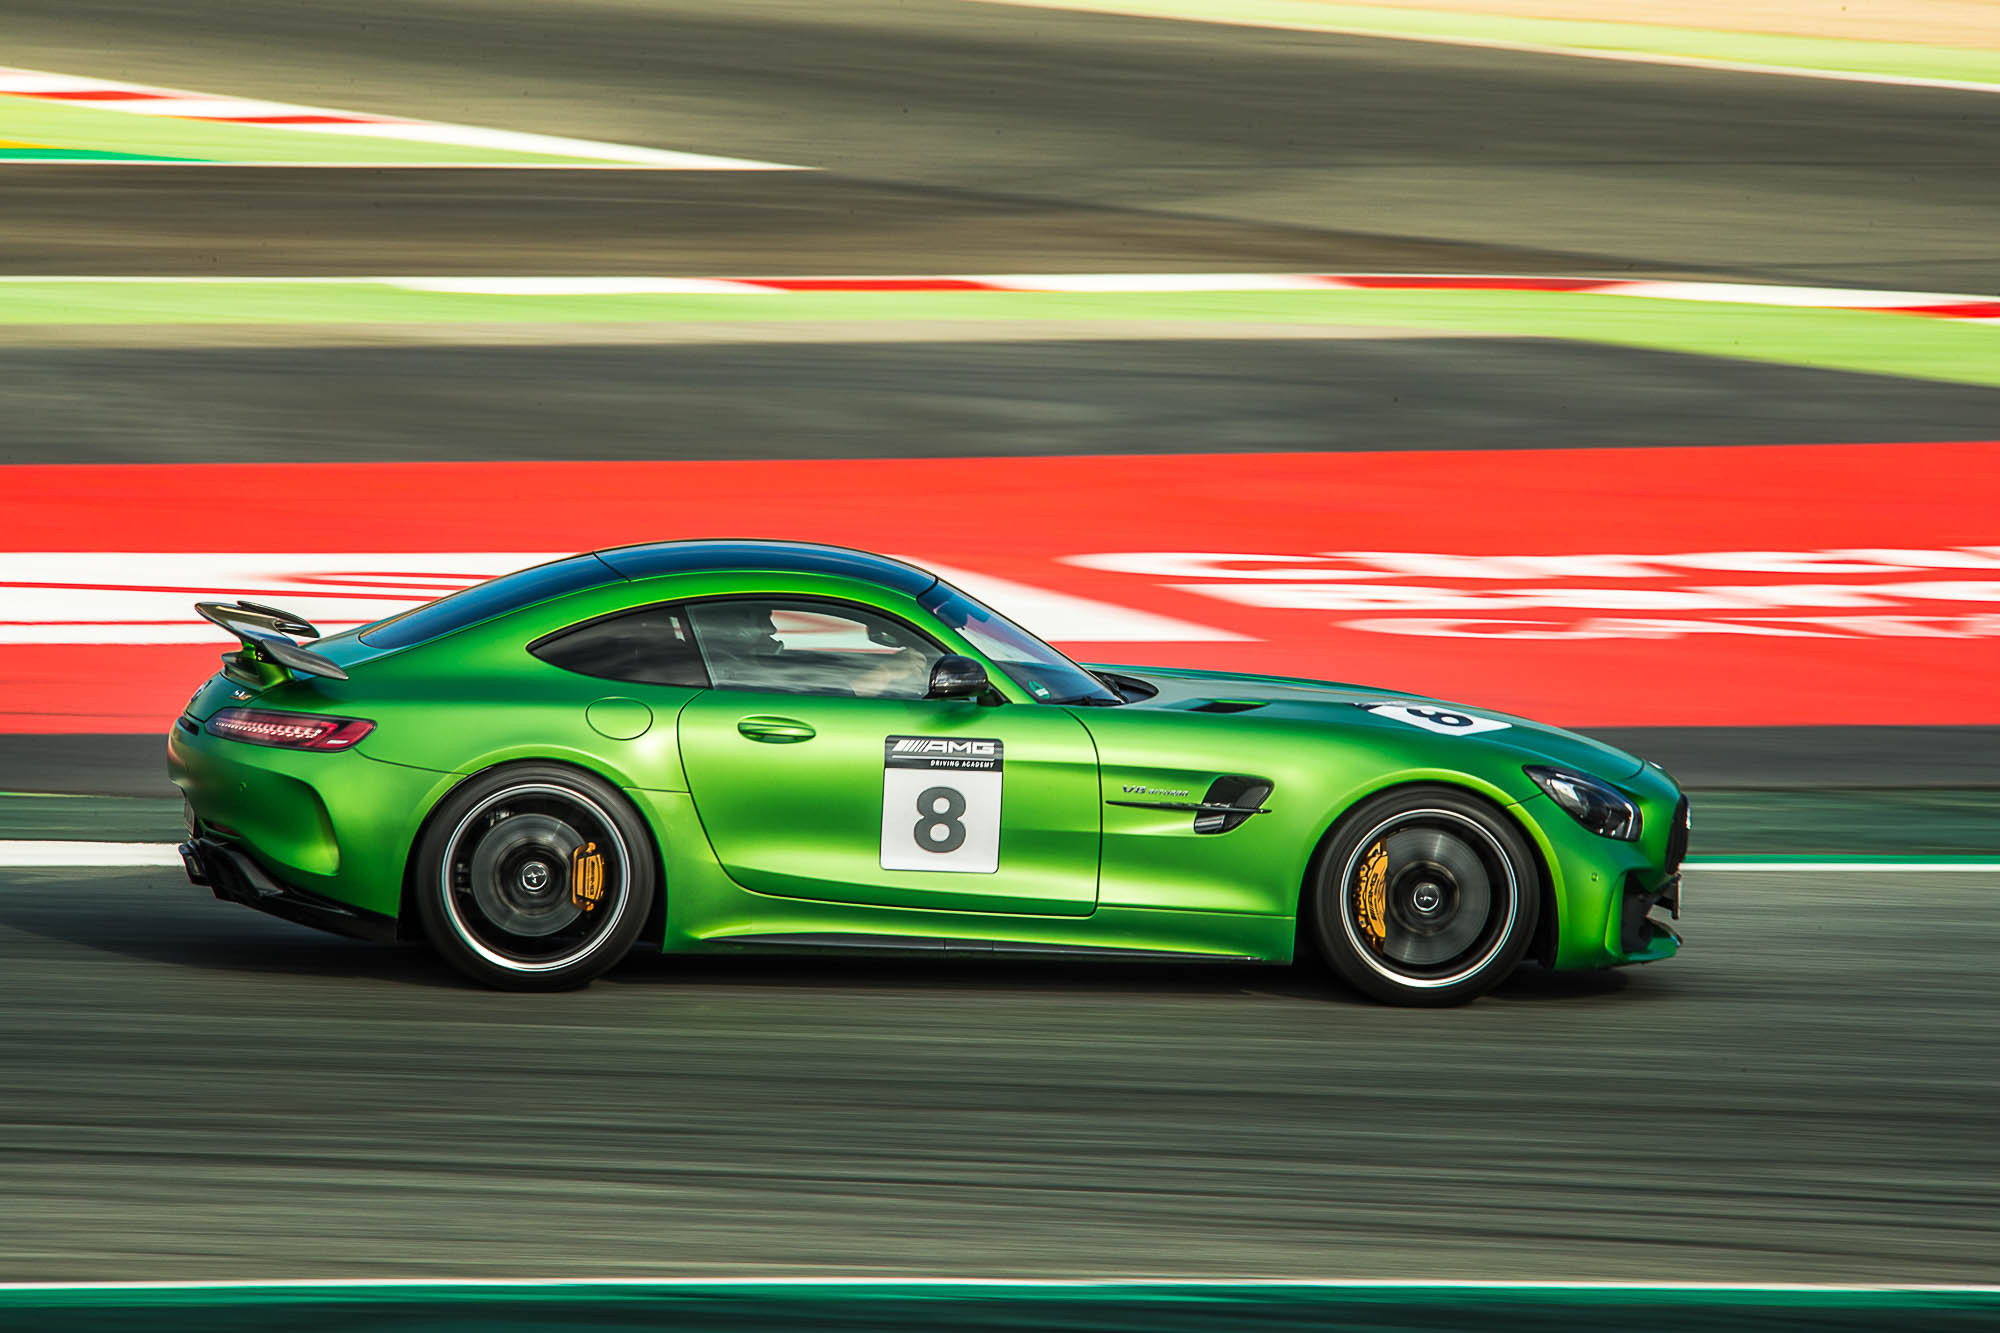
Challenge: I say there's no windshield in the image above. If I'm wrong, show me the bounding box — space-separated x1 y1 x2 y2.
920 582 1119 706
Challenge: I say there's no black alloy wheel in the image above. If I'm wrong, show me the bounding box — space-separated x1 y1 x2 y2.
1309 786 1540 1006
415 764 656 991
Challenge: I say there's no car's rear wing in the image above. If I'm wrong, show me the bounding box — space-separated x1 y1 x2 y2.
196 600 351 685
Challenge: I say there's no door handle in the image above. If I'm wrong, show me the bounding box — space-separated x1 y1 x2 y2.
737 715 815 743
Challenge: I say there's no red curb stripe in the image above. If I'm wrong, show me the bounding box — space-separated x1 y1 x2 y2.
194 113 384 125
1880 301 2000 319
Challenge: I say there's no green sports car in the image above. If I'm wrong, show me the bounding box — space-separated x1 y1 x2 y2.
168 540 1687 1004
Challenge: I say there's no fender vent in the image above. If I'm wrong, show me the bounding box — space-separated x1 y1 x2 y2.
1195 775 1273 834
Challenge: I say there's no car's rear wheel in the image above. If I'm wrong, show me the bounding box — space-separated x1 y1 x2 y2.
414 764 655 991
1307 786 1540 1006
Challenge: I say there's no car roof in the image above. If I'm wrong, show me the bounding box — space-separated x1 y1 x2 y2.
359 542 942 652
593 540 940 597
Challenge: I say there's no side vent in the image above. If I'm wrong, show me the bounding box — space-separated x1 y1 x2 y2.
1194 775 1274 834
1188 699 1268 714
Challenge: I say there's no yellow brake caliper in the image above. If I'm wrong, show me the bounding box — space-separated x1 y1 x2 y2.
1355 840 1388 951
570 840 605 911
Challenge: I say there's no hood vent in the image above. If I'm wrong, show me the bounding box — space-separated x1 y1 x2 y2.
1186 699 1268 714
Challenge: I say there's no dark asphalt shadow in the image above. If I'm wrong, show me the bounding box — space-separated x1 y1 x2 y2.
0 879 459 988
603 947 1371 1005
0 868 1643 1007
0 873 1380 1002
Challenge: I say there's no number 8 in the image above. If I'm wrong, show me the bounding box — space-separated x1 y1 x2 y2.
914 786 968 854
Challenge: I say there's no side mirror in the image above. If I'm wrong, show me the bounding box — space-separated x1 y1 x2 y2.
926 654 989 700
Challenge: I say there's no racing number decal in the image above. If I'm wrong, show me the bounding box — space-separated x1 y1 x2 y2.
1359 703 1512 736
570 841 605 910
882 736 1002 874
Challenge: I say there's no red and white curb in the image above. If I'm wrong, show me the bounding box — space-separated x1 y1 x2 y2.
388 273 2000 321
7 272 1992 322
0 552 1243 647
0 66 802 170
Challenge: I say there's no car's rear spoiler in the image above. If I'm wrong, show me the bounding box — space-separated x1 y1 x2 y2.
196 600 350 685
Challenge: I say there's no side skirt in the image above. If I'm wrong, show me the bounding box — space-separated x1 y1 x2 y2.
705 933 1266 963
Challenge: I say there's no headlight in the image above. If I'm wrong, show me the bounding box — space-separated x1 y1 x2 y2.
1525 766 1641 841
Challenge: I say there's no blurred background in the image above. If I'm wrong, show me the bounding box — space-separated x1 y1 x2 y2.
1 0 1997 1319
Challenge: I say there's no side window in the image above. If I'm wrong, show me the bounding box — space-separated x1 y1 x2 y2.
687 599 945 699
530 604 710 688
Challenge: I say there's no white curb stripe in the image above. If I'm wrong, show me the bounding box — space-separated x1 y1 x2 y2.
0 65 804 170
389 277 785 296
1606 281 1981 309
968 273 1344 293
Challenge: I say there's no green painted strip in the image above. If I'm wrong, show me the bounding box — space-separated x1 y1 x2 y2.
0 97 616 167
980 1 2000 89
1689 788 2000 858
0 282 1993 391
0 146 207 162
0 1280 1995 1333
0 796 182 843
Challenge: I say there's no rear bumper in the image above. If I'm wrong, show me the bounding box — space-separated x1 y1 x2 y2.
178 835 397 944
169 710 455 922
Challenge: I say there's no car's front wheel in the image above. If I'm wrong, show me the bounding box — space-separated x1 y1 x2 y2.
1307 786 1540 1006
414 764 656 991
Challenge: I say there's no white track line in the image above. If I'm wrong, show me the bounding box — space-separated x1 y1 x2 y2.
974 1 2000 96
0 842 182 868
1688 860 1999 872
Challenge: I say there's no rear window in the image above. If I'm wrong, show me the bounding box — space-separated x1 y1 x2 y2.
530 603 710 688
360 555 615 651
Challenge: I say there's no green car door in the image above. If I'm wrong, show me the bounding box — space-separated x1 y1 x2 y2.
676 596 1102 916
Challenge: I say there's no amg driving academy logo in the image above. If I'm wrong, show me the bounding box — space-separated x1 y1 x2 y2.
885 736 1003 771
891 738 996 757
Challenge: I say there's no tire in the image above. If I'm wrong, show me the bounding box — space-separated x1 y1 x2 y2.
414 764 656 991
1306 785 1541 1007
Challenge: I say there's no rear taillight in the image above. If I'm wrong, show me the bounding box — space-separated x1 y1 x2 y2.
207 707 374 751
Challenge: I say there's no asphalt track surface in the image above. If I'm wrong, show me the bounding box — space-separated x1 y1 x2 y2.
10 339 2000 465
1 864 1995 1283
5 0 1999 1295
5 0 1999 286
